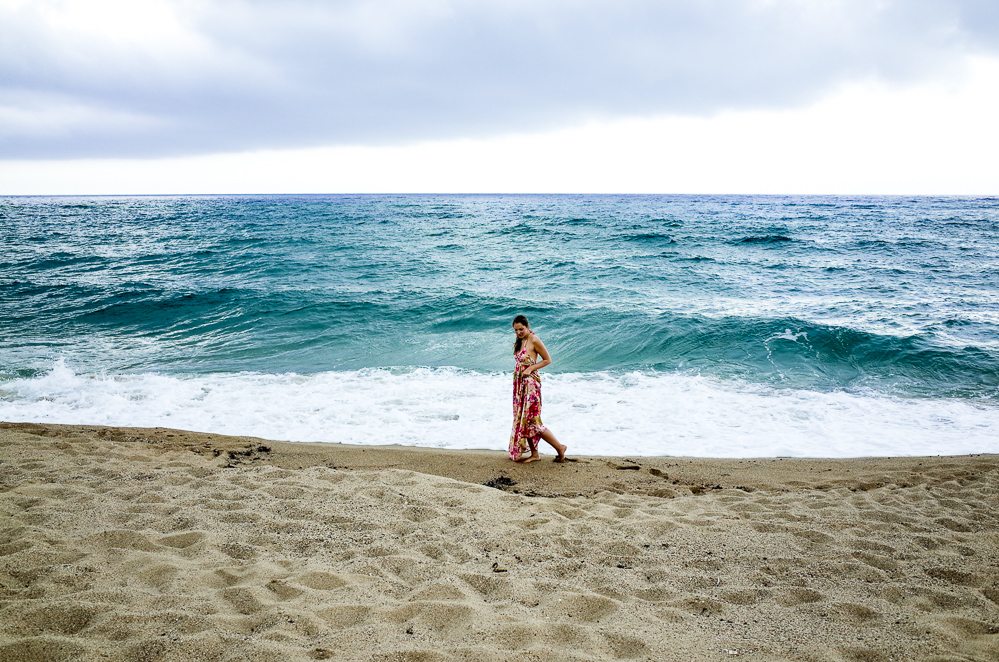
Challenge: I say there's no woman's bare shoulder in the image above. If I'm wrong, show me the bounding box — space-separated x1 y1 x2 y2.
527 333 543 352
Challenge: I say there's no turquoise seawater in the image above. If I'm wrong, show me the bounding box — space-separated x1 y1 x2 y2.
2 195 997 456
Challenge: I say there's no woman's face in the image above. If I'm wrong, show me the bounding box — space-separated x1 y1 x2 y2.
513 322 529 339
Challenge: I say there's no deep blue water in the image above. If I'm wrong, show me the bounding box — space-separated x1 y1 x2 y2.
1 194 997 456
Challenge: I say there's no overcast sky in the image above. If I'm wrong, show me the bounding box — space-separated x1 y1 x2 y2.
2 0 998 194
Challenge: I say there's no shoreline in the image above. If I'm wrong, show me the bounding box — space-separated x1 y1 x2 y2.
6 421 999 498
2 421 997 661
3 363 995 460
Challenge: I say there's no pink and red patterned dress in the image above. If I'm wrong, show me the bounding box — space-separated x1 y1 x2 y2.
508 344 547 461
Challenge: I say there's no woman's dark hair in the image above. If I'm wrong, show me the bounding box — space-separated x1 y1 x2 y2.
512 315 530 354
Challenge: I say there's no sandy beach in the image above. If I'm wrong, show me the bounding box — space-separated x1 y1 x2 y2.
0 422 996 661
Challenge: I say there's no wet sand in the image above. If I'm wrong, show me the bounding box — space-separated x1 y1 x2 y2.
1 422 996 661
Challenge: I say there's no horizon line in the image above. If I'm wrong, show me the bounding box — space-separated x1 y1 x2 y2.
2 192 997 198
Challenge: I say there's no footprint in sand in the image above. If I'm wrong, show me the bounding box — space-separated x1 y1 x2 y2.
720 589 767 606
831 602 881 625
792 529 835 544
219 542 255 560
418 543 448 562
460 572 512 600
934 516 975 532
402 506 443 523
925 567 981 587
920 588 969 610
87 530 160 552
848 538 895 554
604 631 649 659
369 650 451 662
158 531 206 549
295 571 348 590
557 593 620 623
549 622 593 647
490 624 538 650
14 603 102 636
0 637 87 661
135 562 180 591
265 579 304 601
220 587 264 615
383 601 476 634
852 551 898 573
409 582 469 602
378 555 438 584
774 587 823 606
931 615 999 637
0 539 36 557
263 485 306 500
317 604 371 629
673 596 724 617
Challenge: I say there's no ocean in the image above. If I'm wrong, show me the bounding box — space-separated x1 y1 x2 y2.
2 194 997 457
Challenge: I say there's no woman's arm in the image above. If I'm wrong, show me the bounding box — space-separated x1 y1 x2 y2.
525 335 552 374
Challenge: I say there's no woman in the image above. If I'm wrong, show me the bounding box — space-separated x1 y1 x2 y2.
508 315 568 463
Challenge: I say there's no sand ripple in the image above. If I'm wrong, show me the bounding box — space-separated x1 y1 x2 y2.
0 425 997 661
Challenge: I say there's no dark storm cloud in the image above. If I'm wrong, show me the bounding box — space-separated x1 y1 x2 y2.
2 0 997 159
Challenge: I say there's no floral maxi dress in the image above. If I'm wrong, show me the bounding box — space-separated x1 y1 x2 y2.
508 346 547 461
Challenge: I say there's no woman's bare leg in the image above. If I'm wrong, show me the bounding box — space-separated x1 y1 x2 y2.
517 442 541 463
539 429 568 462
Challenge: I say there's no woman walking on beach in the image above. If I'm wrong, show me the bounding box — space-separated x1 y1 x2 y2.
508 315 568 463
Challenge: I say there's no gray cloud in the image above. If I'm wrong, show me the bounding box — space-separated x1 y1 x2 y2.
2 0 997 159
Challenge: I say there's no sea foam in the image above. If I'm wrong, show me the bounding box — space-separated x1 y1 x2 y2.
1 359 995 458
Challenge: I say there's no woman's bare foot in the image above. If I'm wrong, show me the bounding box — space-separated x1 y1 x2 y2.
554 443 568 463
521 454 541 464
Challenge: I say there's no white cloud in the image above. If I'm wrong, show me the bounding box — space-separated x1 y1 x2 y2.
1 0 997 159
3 55 997 194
